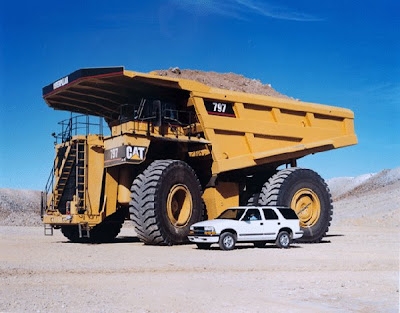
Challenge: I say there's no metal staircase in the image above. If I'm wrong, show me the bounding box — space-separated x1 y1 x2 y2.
41 114 103 217
54 144 76 208
43 138 87 214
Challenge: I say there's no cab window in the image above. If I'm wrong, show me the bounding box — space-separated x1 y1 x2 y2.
263 209 279 220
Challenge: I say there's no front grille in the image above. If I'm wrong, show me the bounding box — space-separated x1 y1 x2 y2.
193 226 205 235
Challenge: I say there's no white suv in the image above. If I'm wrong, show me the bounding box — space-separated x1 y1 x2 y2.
188 207 303 250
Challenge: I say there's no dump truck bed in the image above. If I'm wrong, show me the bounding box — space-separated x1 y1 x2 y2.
43 67 357 174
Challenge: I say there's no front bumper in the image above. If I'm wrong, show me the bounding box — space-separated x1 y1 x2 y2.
43 213 103 227
188 235 219 243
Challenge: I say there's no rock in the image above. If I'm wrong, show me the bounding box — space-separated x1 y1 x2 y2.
171 67 181 74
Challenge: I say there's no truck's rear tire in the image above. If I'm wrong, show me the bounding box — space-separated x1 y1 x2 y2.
246 193 260 206
129 160 204 245
258 167 333 243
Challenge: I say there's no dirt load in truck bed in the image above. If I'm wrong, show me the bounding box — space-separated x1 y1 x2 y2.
153 68 294 100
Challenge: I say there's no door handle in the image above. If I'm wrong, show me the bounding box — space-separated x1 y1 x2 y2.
277 222 281 225
260 223 263 225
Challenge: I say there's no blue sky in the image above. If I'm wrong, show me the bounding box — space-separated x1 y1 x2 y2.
0 0 399 190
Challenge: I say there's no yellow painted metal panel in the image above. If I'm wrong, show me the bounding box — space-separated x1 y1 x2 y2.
117 166 134 205
43 214 103 227
191 95 356 174
105 167 119 217
86 135 104 215
202 182 239 220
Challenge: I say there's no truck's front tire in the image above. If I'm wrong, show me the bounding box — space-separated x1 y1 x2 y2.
60 209 125 243
61 226 81 242
258 167 333 243
129 160 204 245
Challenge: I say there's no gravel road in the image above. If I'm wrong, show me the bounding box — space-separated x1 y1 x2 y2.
0 225 398 313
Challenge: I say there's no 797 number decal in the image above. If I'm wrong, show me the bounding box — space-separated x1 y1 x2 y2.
213 102 226 113
204 100 235 117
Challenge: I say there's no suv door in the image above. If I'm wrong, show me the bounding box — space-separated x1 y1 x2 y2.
237 209 265 241
262 209 280 240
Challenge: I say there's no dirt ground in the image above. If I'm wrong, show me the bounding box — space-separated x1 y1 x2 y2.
0 225 398 313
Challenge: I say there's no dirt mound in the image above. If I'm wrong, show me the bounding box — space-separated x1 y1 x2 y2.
0 189 42 226
327 168 400 228
328 167 400 201
327 173 375 200
2 167 399 228
152 68 294 100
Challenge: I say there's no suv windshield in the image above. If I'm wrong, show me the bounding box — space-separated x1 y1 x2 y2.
216 209 245 220
278 209 299 220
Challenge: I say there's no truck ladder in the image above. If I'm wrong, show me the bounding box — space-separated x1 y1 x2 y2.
78 222 90 238
75 139 87 213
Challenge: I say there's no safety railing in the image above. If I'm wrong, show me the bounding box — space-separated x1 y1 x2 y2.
53 114 104 144
118 103 198 137
41 163 55 218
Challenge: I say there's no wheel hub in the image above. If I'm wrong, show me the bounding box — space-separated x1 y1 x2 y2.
291 188 321 227
280 234 289 246
166 184 193 227
223 236 234 248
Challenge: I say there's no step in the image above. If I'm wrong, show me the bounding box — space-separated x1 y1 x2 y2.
44 224 54 236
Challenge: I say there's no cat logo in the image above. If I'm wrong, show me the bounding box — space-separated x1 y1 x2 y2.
126 146 146 160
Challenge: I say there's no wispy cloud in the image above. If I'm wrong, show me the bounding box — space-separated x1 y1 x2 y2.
172 0 323 22
365 82 400 106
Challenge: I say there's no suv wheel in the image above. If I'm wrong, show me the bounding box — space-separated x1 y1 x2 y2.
219 232 236 250
276 231 291 249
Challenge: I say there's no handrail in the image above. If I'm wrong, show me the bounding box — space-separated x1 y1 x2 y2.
42 162 55 215
53 114 104 144
118 103 198 131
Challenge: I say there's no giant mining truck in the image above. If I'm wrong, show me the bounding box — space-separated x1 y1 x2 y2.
41 67 357 244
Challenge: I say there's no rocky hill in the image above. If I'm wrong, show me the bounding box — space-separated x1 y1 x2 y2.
327 167 400 228
1 167 399 227
0 189 42 226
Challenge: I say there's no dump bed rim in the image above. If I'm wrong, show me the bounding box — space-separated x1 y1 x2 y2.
42 67 354 120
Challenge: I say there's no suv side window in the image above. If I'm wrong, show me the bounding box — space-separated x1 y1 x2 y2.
263 209 279 220
278 209 299 220
242 209 262 221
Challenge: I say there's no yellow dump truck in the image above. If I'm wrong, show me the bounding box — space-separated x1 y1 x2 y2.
41 67 357 244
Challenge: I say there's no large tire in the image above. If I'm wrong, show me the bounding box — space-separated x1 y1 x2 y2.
246 192 260 206
60 208 125 243
258 167 333 243
90 208 126 243
61 226 82 242
129 160 204 245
